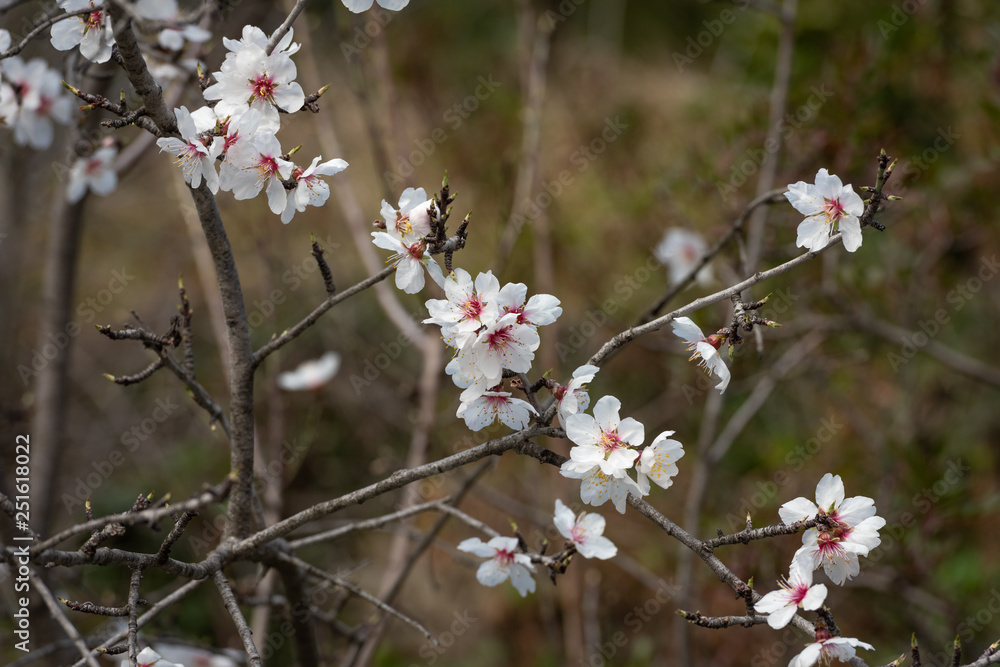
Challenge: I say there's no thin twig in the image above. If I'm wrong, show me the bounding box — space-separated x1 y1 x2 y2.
214 570 263 667
127 567 143 666
31 571 102 667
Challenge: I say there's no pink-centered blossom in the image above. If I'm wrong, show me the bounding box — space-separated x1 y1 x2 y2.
156 106 223 193
222 131 293 213
654 228 713 287
67 145 117 203
670 316 730 394
555 364 599 426
780 473 886 586
51 0 115 63
371 231 445 294
563 395 644 477
281 156 349 224
456 389 537 431
788 629 874 667
785 168 865 253
553 499 617 559
457 536 535 597
455 312 540 400
424 269 501 347
203 27 305 134
0 57 73 149
381 187 433 241
754 561 828 629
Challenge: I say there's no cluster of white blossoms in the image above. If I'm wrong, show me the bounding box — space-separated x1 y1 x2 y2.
457 499 617 597
559 396 685 513
156 26 348 223
755 473 885 666
0 29 74 150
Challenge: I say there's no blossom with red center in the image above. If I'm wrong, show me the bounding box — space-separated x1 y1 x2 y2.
555 364 599 426
780 473 886 585
456 387 537 431
788 630 874 667
67 145 117 203
553 499 617 559
455 312 539 400
279 155 349 223
496 281 562 328
51 1 115 63
563 395 643 479
223 131 293 214
156 106 224 193
670 316 731 393
0 56 73 149
457 536 535 597
653 228 714 287
203 26 305 134
785 168 865 253
371 231 445 294
755 561 828 629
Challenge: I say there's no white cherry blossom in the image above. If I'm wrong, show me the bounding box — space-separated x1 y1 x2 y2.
456 389 537 431
654 228 713 287
457 536 535 597
203 27 305 134
553 499 617 559
133 0 211 51
555 364 599 426
371 231 445 294
559 460 642 514
222 131 293 213
381 187 433 241
670 316 730 393
780 473 886 585
788 631 874 667
455 312 540 397
424 269 500 347
563 395 643 477
0 57 73 149
277 352 341 391
281 156 349 223
156 106 223 193
51 1 115 63
754 561 828 629
635 430 684 495
67 145 117 203
496 282 562 328
785 168 865 253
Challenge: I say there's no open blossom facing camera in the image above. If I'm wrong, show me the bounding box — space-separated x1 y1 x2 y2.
51 0 115 63
780 473 886 585
203 26 305 134
553 499 617 559
788 629 874 667
754 561 827 629
654 228 713 287
785 168 865 253
457 536 535 597
277 352 341 391
670 316 730 394
67 145 118 203
563 396 644 477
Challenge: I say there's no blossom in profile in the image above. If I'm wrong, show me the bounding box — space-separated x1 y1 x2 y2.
553 499 617 559
785 168 865 253
278 352 341 391
754 561 827 629
635 430 684 495
788 629 874 667
156 106 223 193
670 316 730 393
342 0 410 12
281 156 349 224
653 228 713 287
457 536 535 597
555 364 600 426
67 145 118 203
51 0 115 63
780 473 886 585
371 231 445 294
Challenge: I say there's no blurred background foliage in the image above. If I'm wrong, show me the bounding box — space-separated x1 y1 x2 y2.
2 0 1000 665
